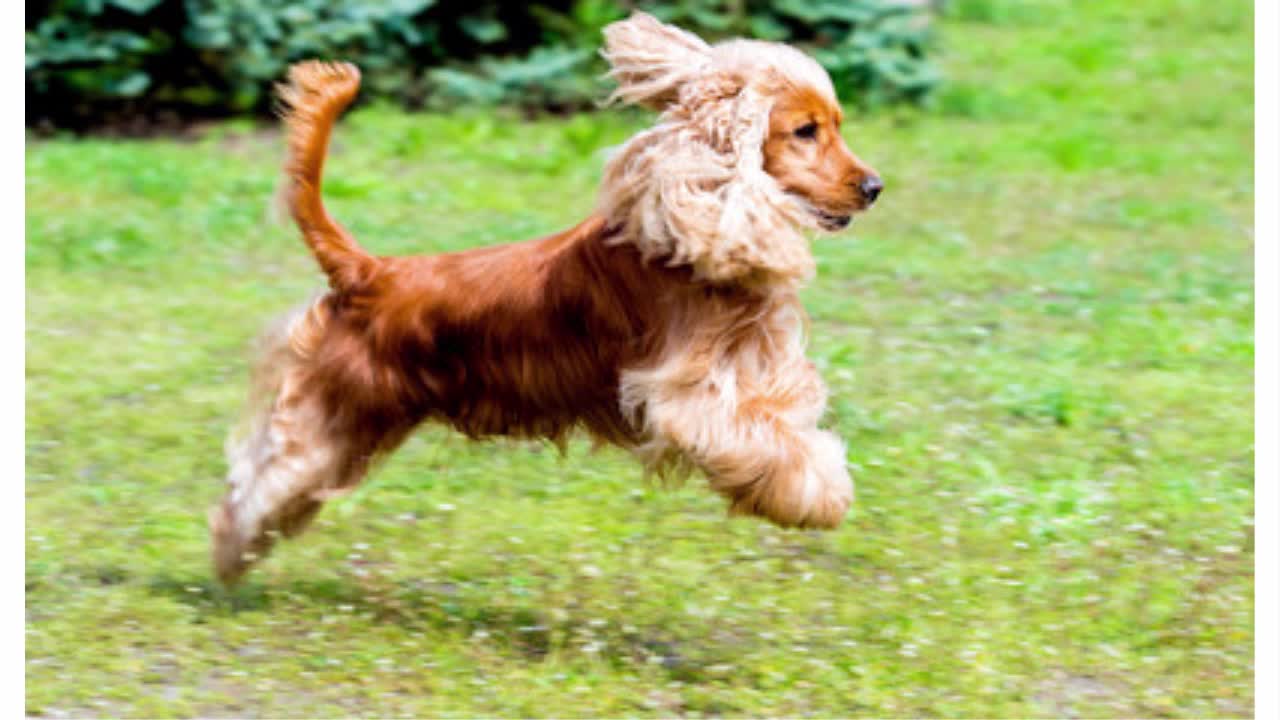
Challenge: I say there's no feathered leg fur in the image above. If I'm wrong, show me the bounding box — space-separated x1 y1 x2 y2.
621 293 853 529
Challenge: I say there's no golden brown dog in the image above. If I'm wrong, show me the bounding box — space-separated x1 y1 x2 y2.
210 12 882 584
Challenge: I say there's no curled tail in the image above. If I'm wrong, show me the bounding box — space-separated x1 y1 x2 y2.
277 61 377 290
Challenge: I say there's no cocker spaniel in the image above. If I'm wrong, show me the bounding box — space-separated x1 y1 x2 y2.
210 12 882 584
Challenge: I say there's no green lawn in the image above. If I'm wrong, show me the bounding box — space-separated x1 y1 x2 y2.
25 1 1254 717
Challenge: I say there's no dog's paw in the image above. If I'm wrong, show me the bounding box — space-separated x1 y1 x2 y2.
794 429 853 529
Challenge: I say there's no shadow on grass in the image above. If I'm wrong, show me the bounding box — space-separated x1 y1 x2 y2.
145 572 730 684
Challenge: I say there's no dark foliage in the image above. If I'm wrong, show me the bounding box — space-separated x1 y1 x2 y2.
27 0 939 131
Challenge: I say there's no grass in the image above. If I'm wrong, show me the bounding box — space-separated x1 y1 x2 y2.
25 1 1254 716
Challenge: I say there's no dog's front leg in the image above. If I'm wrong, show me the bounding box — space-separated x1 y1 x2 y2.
622 356 853 529
702 418 852 529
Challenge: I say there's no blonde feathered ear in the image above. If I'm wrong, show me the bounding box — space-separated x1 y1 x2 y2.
601 12 712 110
599 82 816 286
598 19 819 285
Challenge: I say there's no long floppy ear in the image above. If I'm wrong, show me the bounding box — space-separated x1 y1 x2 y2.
600 81 816 285
601 11 712 110
661 84 815 282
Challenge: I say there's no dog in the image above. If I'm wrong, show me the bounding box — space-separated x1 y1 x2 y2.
209 12 882 584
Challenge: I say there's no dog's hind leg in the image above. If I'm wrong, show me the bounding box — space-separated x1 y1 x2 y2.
209 365 352 584
209 302 377 585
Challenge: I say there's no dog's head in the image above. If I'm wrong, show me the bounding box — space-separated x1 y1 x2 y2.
598 12 881 285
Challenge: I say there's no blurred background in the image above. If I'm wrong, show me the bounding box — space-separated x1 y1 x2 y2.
27 0 938 131
26 1 1253 718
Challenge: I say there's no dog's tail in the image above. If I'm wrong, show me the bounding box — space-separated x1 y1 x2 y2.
277 61 378 291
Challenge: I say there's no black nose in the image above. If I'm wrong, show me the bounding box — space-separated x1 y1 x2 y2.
859 175 883 204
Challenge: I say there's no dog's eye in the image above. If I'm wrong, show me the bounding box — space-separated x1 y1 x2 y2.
794 122 818 140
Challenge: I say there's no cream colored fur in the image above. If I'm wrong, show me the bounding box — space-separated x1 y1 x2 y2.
600 15 838 286
603 13 853 527
619 290 852 529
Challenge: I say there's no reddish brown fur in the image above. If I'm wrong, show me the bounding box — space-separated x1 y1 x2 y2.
300 216 698 452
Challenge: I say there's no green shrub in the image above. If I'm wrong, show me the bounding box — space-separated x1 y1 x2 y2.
26 0 176 128
26 0 940 130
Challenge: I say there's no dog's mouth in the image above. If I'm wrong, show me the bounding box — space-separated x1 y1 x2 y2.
787 195 858 232
813 209 852 231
